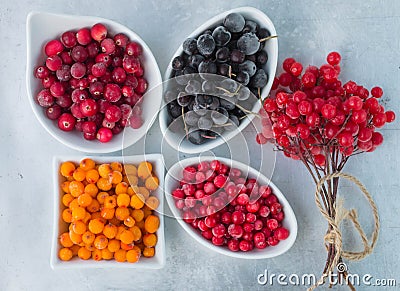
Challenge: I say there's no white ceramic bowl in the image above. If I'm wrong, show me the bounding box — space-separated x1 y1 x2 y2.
51 154 165 269
165 156 297 259
26 12 162 153
159 7 278 154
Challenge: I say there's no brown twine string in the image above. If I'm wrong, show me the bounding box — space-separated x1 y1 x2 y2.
307 172 380 291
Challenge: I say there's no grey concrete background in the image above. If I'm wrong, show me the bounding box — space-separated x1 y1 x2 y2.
0 0 399 290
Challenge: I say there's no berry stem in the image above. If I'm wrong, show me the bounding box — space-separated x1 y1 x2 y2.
258 35 278 43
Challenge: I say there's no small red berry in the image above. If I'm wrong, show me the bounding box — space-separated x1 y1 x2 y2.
44 39 64 56
58 113 76 131
326 52 341 65
91 23 107 42
96 127 113 143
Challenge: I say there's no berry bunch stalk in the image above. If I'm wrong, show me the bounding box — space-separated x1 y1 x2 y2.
258 52 395 290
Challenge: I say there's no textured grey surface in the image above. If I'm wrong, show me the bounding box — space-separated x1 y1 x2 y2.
0 0 399 290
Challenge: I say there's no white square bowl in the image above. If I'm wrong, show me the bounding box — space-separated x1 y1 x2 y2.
51 154 165 269
26 12 162 153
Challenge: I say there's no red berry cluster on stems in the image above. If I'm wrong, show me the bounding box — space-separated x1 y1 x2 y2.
172 160 290 252
34 23 147 142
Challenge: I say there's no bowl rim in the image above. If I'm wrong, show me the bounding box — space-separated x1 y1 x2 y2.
50 154 166 269
164 156 298 259
26 11 162 153
159 6 278 154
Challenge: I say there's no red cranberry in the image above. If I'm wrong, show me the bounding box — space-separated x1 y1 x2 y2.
82 121 97 135
198 161 210 172
45 105 62 120
204 215 217 228
104 83 121 102
58 113 75 131
195 171 206 183
202 229 213 240
243 223 254 233
194 189 205 200
80 99 98 117
114 33 129 47
96 127 113 143
212 224 226 238
211 236 225 246
259 205 271 218
227 239 240 252
172 189 185 199
204 182 216 195
56 65 71 82
45 55 62 71
91 23 107 42
76 28 91 45
273 211 285 222
183 166 197 181
267 236 279 246
270 203 282 215
214 174 227 188
239 240 253 252
228 224 243 239
265 194 278 206
123 55 140 74
185 197 196 208
112 67 127 84
182 183 196 196
35 66 50 79
231 211 245 225
104 105 122 123
175 199 184 209
126 41 143 56
246 213 257 223
262 227 272 238
70 62 86 79
210 160 221 172
236 193 250 205
198 219 209 231
267 219 279 230
44 39 64 56
36 89 54 107
253 232 267 249
274 227 289 240
56 94 72 108
254 219 263 231
101 38 116 54
71 45 88 63
201 195 213 206
246 201 260 213
71 89 88 103
50 82 65 97
221 212 231 224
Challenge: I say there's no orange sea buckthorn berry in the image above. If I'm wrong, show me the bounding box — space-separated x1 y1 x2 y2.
88 218 105 234
84 183 98 197
92 249 102 261
131 209 144 222
117 193 130 207
79 158 95 171
127 185 138 196
69 230 82 244
120 242 134 251
138 162 152 180
115 182 128 195
103 223 118 239
145 196 159 210
143 205 153 218
126 175 138 186
135 220 145 230
62 209 73 223
143 247 155 258
78 247 91 260
144 215 159 234
126 249 140 263
69 181 85 197
72 207 86 221
83 212 91 224
115 225 126 240
97 192 109 204
82 231 95 244
98 164 112 178
132 245 142 255
114 249 127 262
72 220 87 235
120 230 134 244
145 176 159 191
60 162 76 178
94 235 108 250
90 212 103 221
59 248 73 261
124 216 135 228
130 194 145 209
60 232 74 248
104 195 117 209
69 199 80 210
110 162 123 172
115 207 130 221
70 244 80 256
73 168 86 182
107 239 120 252
62 193 74 207
86 169 100 184
97 177 112 191
143 233 157 247
124 164 137 176
86 199 100 213
85 243 95 252
109 216 121 226
78 193 93 207
101 248 113 260
129 226 142 241
139 187 150 199
101 207 115 220
110 171 123 184
61 181 71 193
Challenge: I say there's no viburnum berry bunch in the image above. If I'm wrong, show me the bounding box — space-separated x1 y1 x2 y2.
257 52 395 290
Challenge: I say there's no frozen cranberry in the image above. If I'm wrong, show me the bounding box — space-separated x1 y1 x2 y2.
201 195 213 206
210 160 221 172
104 105 122 123
183 210 195 223
103 83 121 102
82 121 97 135
202 229 213 240
231 211 245 225
50 81 65 97
265 194 278 206
204 182 216 195
185 197 196 208
198 219 209 232
228 224 243 239
259 205 271 218
45 105 62 120
96 127 113 143
70 62 86 79
221 212 231 224
76 28 91 45
274 227 289 240
211 236 225 246
172 189 185 199
126 41 143 56
246 213 257 223
213 197 225 209
206 205 217 216
243 223 254 233
227 239 240 252
56 94 72 108
273 211 285 222
212 224 226 238
267 236 279 246
58 113 75 131
71 45 88 63
239 240 253 252
111 67 127 84
253 232 267 249
44 39 64 56
194 189 205 200
123 55 140 74
71 89 88 103
34 66 50 79
236 193 250 205
204 215 217 228
56 65 71 82
195 171 206 183
267 219 279 230
246 201 260 213
91 23 107 41
80 99 98 117
175 199 184 210
214 174 227 188
35 89 54 107
113 33 129 48
270 203 282 215
254 219 263 231
101 38 116 54
45 55 62 71
183 166 196 181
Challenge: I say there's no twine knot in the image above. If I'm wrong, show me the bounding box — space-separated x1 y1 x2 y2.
308 172 380 291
